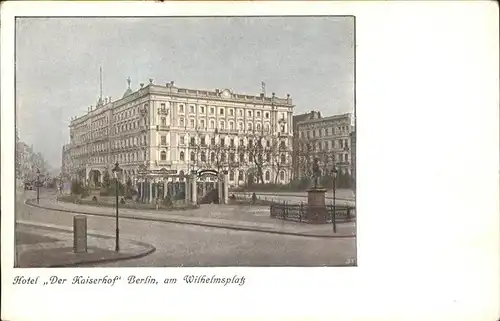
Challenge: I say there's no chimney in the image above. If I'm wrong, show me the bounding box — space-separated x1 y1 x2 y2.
149 78 154 85
140 83 144 88
171 81 175 86
272 92 275 98
215 89 220 94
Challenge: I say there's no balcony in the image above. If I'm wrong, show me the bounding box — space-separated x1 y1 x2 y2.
158 108 169 115
218 129 239 135
156 125 170 131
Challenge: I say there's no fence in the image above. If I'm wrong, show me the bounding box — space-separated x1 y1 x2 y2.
269 203 355 224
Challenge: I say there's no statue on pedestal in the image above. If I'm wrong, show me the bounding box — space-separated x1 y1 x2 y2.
311 158 322 189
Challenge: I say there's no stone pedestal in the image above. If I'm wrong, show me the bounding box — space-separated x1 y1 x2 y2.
190 174 197 205
306 188 327 224
73 215 87 253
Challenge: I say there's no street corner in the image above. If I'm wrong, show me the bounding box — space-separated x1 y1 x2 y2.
15 223 156 268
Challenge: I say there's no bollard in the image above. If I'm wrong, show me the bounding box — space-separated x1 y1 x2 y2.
73 215 87 253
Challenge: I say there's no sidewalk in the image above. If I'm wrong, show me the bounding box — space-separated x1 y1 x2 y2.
15 221 156 268
26 197 356 238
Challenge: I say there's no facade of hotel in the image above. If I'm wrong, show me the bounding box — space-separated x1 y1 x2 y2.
67 79 294 188
294 112 354 179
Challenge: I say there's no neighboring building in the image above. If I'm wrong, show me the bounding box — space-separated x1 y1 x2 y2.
67 78 295 187
16 141 47 182
295 112 354 179
350 130 356 189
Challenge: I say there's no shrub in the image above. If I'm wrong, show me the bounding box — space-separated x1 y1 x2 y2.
120 198 126 204
92 196 98 202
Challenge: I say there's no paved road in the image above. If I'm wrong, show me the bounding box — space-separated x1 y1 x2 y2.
17 191 356 267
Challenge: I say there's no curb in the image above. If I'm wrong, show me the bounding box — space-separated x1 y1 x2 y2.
17 221 156 267
25 199 355 239
232 192 354 202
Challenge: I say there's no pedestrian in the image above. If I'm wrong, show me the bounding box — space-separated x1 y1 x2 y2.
155 197 159 210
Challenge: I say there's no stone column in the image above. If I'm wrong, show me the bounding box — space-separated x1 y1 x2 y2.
223 171 229 205
163 180 167 199
202 181 207 197
217 174 223 204
185 177 190 204
149 180 153 203
190 174 197 205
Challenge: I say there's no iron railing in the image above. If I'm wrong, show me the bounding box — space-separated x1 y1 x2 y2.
269 203 355 223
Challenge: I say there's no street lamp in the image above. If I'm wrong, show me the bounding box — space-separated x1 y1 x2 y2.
112 162 123 252
36 168 40 204
331 166 338 233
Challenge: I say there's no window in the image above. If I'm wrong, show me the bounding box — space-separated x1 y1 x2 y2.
238 170 243 181
319 129 322 137
265 171 270 181
266 153 271 162
265 112 269 119
210 120 215 129
180 135 185 145
160 103 165 109
190 152 195 161
239 109 243 116
248 123 253 131
301 132 305 138
190 105 195 114
180 151 185 161
229 109 234 116
190 137 196 146
161 117 166 126
248 139 253 148
313 130 316 138
210 152 215 162
221 153 226 162
339 140 343 148
257 111 261 117
229 171 235 181
210 107 215 115
239 153 245 163
280 171 285 180
190 119 195 128
281 154 286 164
229 122 234 130
266 140 270 147
256 123 261 131
201 151 206 162
220 108 224 115
219 120 225 129
230 153 235 162
345 154 349 162
280 125 285 133
230 138 235 147
201 137 206 146
200 119 205 129
249 154 254 162
220 137 225 147
239 139 244 146
239 122 243 130
200 106 205 114
248 110 252 117
179 118 184 127
161 135 167 145
160 151 167 161
211 137 216 146
179 105 184 113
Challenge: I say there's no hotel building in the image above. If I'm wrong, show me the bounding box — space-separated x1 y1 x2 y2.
67 78 294 189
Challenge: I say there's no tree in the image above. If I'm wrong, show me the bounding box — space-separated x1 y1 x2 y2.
246 130 270 184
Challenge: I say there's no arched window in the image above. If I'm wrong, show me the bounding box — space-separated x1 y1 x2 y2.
229 122 234 130
239 122 243 130
210 120 215 129
265 171 270 181
219 120 225 129
190 152 195 161
280 171 285 180
179 118 184 127
210 152 215 162
239 153 244 163
229 171 235 181
160 151 167 161
256 123 261 131
248 122 253 131
238 170 244 181
281 154 286 164
180 151 185 161
201 151 206 162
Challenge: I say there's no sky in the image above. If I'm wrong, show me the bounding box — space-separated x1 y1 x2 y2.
15 17 354 169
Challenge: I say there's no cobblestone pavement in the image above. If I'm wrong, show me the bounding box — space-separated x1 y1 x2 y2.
15 222 155 268
28 195 356 238
17 195 357 267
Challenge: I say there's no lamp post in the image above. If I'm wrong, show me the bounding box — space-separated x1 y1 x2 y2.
331 166 338 233
36 168 40 204
112 162 122 252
